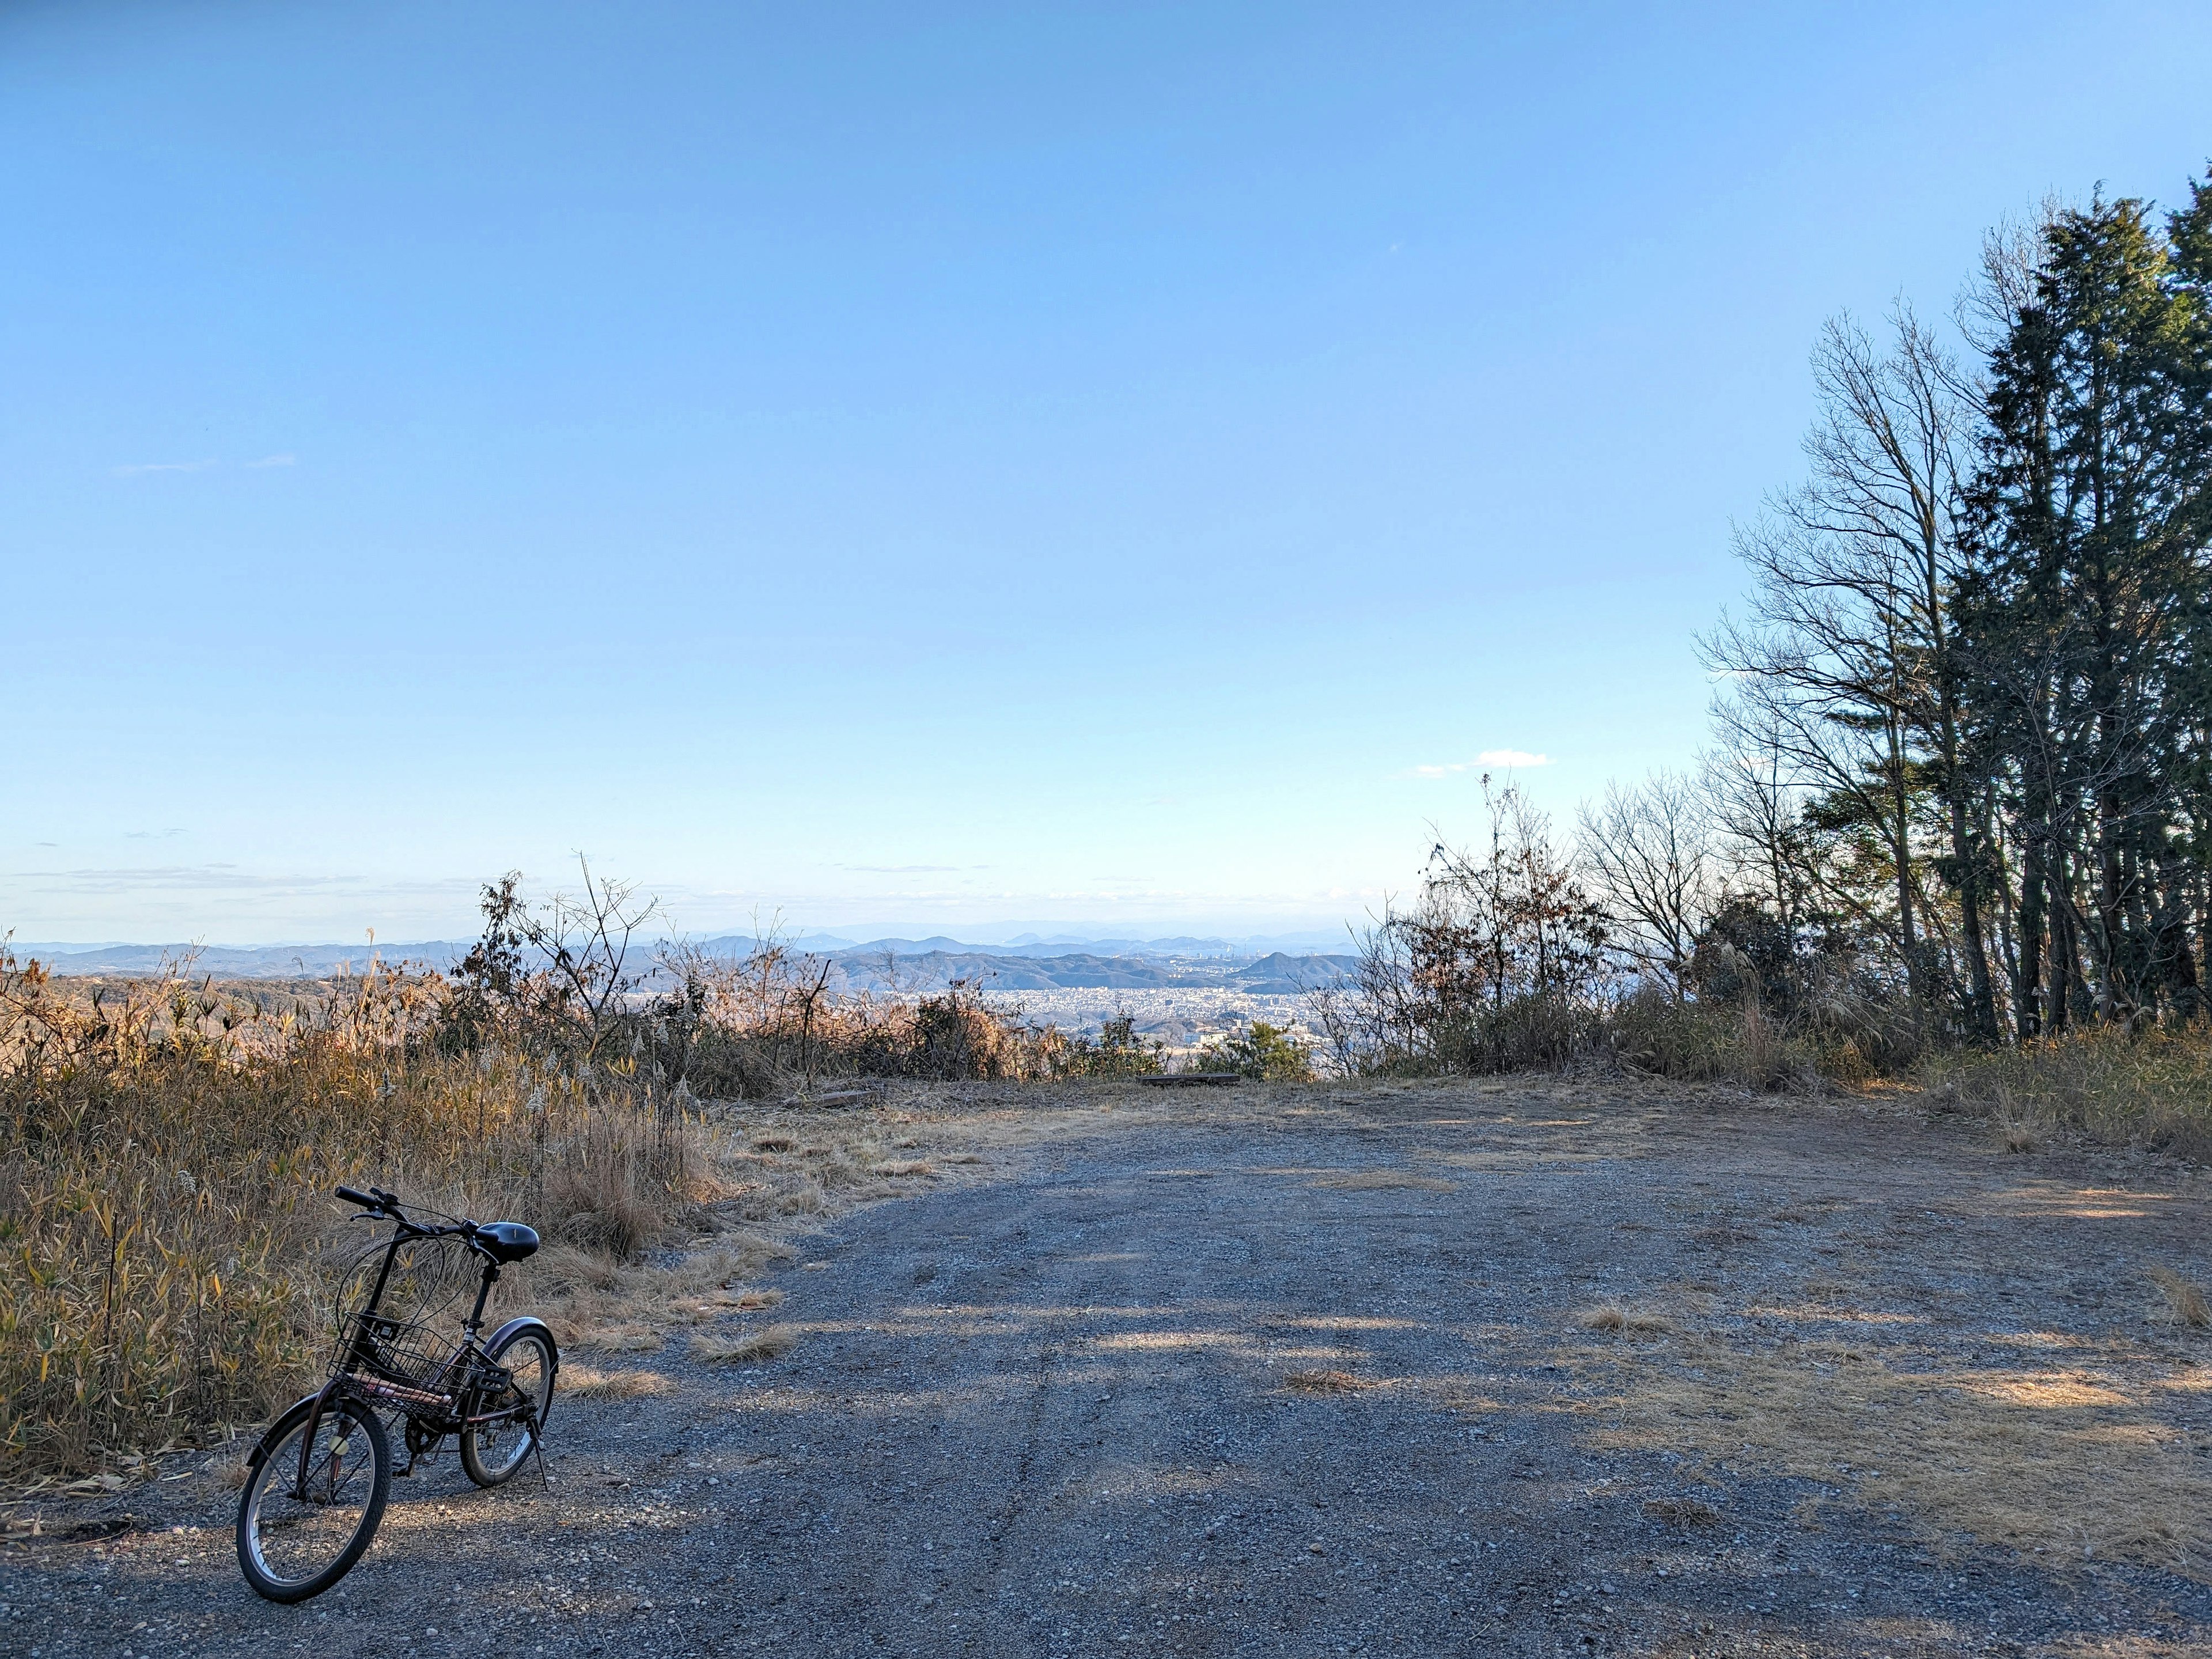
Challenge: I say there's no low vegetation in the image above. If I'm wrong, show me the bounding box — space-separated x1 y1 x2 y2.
0 947 705 1481
0 872 1019 1484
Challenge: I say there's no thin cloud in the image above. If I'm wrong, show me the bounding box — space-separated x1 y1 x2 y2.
113 459 217 476
245 453 296 468
838 863 960 874
1407 749 1552 778
0 865 482 897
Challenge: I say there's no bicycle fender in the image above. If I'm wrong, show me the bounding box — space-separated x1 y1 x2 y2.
484 1316 559 1427
485 1315 558 1362
245 1394 320 1470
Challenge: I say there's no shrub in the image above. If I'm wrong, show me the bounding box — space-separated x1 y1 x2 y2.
1047 1010 1164 1078
1195 1021 1316 1082
1601 984 1813 1089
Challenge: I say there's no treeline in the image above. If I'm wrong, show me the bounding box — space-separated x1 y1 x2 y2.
1327 175 2212 1077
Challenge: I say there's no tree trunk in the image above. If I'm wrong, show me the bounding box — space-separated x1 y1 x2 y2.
2017 832 2047 1040
1886 710 1923 1013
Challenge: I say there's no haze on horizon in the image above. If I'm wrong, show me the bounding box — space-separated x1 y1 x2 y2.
9 1 2210 945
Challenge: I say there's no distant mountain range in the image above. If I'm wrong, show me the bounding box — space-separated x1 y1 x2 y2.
9 933 1359 993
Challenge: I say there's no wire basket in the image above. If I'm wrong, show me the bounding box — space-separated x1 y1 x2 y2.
335 1311 463 1412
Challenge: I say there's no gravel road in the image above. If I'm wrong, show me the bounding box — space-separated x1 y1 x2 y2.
10 1082 2212 1657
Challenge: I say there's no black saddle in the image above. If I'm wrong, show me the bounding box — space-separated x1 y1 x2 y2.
471 1222 540 1263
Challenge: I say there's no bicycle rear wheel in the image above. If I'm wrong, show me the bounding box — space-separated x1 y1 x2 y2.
461 1323 556 1487
236 1396 391 1603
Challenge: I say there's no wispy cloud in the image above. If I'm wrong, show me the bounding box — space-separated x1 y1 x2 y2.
124 828 187 840
1408 748 1552 778
0 865 482 897
112 459 217 476
838 863 960 874
245 453 296 468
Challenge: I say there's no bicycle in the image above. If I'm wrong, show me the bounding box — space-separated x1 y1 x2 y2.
234 1184 559 1603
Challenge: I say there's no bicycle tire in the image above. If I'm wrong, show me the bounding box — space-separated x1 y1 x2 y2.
461 1323 557 1487
236 1396 391 1603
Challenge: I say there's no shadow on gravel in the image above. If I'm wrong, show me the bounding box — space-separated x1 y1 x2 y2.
10 1086 2212 1658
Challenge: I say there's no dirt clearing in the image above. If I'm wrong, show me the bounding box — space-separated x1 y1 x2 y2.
9 1081 2212 1656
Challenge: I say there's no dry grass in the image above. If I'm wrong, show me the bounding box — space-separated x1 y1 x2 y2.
1284 1369 1372 1393
561 1366 675 1400
0 959 709 1480
1581 1321 2212 1573
1310 1170 1457 1192
1577 1305 1671 1335
1928 1025 2212 1160
2147 1266 2210 1328
1641 1496 1721 1527
690 1325 800 1365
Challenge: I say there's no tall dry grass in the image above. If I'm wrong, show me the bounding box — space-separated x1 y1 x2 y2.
1924 1022 2212 1159
0 952 703 1483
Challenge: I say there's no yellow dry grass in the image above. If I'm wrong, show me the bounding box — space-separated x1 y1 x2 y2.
1284 1368 1372 1393
1929 1024 2212 1160
561 1366 675 1400
2147 1266 2210 1328
690 1325 800 1365
1309 1170 1457 1192
1577 1305 1671 1335
1580 1323 2212 1573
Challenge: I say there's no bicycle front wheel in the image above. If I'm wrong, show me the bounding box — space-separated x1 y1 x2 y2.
461 1323 556 1487
236 1396 391 1603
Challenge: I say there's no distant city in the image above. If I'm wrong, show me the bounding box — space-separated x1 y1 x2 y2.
7 929 1357 981
9 929 1357 1047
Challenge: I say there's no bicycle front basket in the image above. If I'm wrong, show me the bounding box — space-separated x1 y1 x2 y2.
335 1311 462 1408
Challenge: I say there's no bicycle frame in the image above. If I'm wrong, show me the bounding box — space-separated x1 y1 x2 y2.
287 1213 531 1497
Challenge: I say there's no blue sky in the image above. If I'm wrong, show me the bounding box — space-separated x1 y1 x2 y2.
6 1 2210 943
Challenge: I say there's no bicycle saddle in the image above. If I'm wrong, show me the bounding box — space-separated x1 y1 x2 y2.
472 1222 541 1263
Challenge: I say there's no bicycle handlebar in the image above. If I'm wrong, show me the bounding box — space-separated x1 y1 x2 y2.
335 1185 501 1249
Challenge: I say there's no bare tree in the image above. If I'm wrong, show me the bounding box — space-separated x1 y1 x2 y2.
1577 770 1718 995
1701 702 1814 931
1702 305 1985 1022
517 855 660 1060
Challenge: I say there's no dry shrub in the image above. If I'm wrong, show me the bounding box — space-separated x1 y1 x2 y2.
1285 1369 1370 1393
690 1325 799 1365
656 946 1047 1092
1603 989 1816 1089
532 1242 621 1294
2147 1267 2211 1328
541 1111 694 1259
